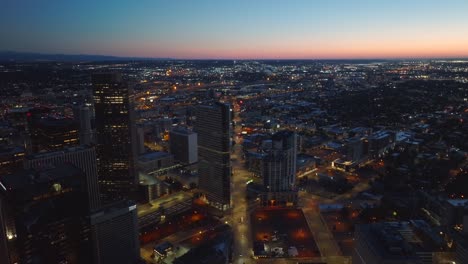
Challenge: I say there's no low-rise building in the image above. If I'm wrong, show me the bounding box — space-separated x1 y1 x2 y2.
354 220 452 264
137 151 174 175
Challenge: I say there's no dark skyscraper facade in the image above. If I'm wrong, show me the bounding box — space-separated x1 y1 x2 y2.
0 164 92 264
30 117 79 153
74 104 93 145
261 131 297 206
24 146 101 212
89 201 140 264
0 146 25 176
92 73 137 202
0 163 141 264
195 102 231 210
169 127 198 165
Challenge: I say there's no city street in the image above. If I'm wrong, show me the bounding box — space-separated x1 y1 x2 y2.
230 102 356 264
230 104 256 264
299 193 342 257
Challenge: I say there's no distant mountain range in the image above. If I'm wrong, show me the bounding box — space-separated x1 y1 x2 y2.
0 51 172 62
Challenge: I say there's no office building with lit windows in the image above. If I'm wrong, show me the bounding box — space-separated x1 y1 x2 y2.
0 146 25 176
0 163 141 264
30 117 79 153
195 102 231 210
261 131 298 206
92 73 138 203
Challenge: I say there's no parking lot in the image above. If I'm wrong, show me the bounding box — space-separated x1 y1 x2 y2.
251 208 320 258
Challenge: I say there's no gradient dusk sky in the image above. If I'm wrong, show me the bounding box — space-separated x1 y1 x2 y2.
1 0 468 59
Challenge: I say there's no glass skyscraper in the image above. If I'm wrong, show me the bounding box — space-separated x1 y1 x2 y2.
92 73 138 203
195 102 232 210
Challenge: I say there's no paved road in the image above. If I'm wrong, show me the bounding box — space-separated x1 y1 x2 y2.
230 105 256 264
298 173 373 264
299 193 342 258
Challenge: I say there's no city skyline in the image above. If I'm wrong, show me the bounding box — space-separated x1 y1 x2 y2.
1 1 468 263
2 0 468 59
1 54 467 264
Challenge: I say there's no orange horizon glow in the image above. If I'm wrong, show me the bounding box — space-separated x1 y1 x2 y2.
99 35 468 60
3 0 468 60
107 47 468 60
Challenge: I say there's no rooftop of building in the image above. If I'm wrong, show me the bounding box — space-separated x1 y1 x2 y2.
25 145 93 159
297 153 316 167
357 220 446 259
0 145 25 156
90 200 136 221
92 72 123 83
173 224 232 264
369 130 393 140
138 151 172 162
138 172 160 186
196 101 230 111
0 163 82 195
170 127 196 135
349 127 371 133
346 136 364 143
324 141 343 150
446 199 468 207
36 116 77 128
7 107 32 113
396 131 414 142
271 130 295 140
137 191 192 218
325 126 347 135
154 241 174 256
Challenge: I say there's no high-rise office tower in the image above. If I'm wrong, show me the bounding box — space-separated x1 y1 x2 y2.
0 163 141 264
30 117 79 153
0 164 93 264
23 107 50 154
261 131 297 206
136 125 145 155
89 200 140 264
195 102 231 210
169 127 198 164
92 73 138 202
24 146 101 212
73 104 93 145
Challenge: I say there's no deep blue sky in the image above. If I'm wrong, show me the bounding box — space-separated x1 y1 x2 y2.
1 0 468 59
